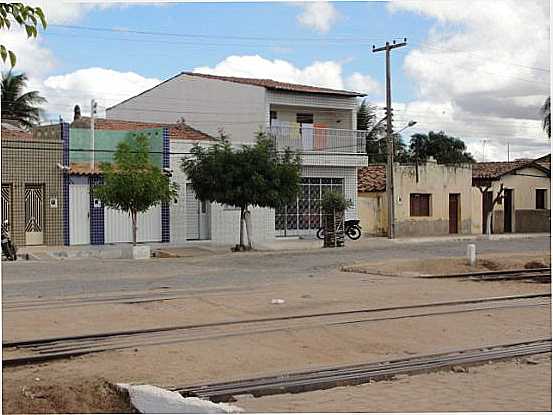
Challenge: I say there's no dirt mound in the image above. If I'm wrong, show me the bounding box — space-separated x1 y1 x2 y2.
2 378 133 414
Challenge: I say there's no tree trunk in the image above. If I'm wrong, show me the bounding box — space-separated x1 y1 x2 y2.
239 206 245 249
486 210 493 238
244 208 253 249
131 209 138 246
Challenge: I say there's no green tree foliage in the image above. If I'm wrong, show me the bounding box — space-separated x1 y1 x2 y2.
182 131 301 250
0 3 47 67
542 96 551 139
1 70 46 128
408 131 475 164
94 135 179 245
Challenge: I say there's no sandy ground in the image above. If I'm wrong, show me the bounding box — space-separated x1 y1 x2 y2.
3 250 551 413
342 252 551 276
236 353 552 413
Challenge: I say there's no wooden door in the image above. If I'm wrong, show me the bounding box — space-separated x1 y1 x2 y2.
449 193 460 234
504 189 513 233
482 191 493 234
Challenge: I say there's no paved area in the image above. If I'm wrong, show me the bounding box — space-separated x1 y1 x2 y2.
3 236 550 299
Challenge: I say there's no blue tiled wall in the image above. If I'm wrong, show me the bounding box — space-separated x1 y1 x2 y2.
89 176 105 245
61 122 70 246
162 127 170 243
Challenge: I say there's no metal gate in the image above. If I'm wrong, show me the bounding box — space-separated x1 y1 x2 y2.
69 183 90 245
104 205 162 243
275 177 344 236
185 184 210 240
25 185 44 245
2 184 11 227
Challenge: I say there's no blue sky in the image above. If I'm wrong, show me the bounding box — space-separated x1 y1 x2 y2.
41 2 430 103
3 1 551 160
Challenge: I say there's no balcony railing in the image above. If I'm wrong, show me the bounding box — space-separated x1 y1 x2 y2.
267 125 366 154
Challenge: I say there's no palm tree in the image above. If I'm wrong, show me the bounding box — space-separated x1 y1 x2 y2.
1 71 46 129
542 96 551 139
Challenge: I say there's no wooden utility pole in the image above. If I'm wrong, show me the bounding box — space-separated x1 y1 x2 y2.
372 38 407 239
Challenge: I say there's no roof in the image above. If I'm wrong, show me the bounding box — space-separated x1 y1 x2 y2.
71 117 214 141
358 165 386 192
1 123 32 140
182 72 366 97
473 154 551 180
69 163 102 176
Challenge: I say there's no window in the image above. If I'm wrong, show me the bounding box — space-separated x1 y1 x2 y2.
270 111 277 126
296 113 314 124
410 193 431 217
536 189 547 209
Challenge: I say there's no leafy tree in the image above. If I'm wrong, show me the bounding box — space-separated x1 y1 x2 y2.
182 131 301 251
1 71 46 128
0 3 47 67
542 96 551 139
408 131 475 164
94 134 179 245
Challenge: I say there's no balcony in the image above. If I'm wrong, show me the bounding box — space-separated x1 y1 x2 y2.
267 125 366 154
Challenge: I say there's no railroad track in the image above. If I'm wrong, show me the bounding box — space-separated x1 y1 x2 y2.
3 293 550 367
420 267 551 282
174 338 552 402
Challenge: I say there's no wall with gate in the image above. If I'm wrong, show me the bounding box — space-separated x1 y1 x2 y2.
1 126 65 246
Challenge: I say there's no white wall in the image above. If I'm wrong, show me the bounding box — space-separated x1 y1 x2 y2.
107 74 267 145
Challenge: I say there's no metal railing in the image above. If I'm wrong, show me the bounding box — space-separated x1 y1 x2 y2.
267 125 366 154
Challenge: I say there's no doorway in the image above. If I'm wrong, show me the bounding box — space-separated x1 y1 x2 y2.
503 189 513 233
482 191 493 234
448 193 460 234
24 185 44 245
69 182 91 245
185 184 210 240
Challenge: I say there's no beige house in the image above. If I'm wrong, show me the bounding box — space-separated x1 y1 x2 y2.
358 159 474 237
358 154 551 237
472 155 550 233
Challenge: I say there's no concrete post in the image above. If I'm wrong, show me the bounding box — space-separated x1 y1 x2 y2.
467 243 477 267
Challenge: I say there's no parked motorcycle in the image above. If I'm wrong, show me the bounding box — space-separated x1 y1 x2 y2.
2 220 17 261
316 219 362 240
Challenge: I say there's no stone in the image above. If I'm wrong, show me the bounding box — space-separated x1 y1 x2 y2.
121 245 151 260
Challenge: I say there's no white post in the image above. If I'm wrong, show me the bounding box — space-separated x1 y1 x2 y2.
467 244 477 267
90 99 97 170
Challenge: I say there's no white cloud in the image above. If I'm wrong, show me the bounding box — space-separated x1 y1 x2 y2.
41 68 161 121
388 0 551 160
193 54 380 94
296 2 340 33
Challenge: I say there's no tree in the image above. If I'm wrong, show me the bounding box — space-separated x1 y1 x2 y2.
1 71 46 128
542 96 551 139
182 131 301 251
0 3 47 67
320 190 352 248
94 134 179 245
408 131 475 164
475 183 504 237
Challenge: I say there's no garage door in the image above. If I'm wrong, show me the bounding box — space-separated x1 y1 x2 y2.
104 205 161 243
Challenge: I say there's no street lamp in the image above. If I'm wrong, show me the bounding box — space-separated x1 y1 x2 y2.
396 120 417 134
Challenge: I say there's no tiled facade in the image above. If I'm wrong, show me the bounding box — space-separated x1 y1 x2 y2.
1 125 65 246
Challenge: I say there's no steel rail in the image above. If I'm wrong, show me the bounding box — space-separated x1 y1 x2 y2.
420 267 550 279
23 298 550 355
3 295 550 367
4 293 549 348
174 339 552 401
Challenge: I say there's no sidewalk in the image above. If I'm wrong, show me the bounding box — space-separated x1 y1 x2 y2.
16 232 549 261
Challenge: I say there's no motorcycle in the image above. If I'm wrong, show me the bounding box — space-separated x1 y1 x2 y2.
316 219 362 241
2 220 17 261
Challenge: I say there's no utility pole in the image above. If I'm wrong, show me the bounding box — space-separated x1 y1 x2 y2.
90 99 97 170
372 38 407 239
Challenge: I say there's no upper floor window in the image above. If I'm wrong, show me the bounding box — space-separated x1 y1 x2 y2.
536 189 547 209
296 113 314 124
410 193 431 217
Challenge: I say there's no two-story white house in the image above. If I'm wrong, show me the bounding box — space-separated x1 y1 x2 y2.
107 72 368 244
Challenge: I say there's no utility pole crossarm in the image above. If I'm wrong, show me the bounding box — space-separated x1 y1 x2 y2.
372 41 407 53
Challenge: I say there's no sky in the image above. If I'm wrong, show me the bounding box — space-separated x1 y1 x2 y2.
2 0 551 161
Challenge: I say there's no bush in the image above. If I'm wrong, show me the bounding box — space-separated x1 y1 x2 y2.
320 191 352 213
